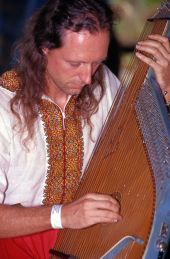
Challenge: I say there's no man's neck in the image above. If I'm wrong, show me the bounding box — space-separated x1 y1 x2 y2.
46 91 71 111
45 87 71 111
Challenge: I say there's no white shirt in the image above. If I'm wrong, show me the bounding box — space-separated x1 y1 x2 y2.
0 65 120 206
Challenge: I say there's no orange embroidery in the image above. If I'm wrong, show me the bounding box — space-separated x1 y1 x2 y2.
0 70 20 91
40 98 84 205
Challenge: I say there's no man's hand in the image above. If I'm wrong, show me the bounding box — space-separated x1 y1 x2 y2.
61 193 122 229
135 34 170 101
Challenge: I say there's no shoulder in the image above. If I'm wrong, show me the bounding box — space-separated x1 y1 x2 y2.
0 86 15 101
0 70 20 93
0 70 19 109
0 87 15 115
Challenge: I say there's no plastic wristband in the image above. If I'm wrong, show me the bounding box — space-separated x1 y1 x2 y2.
51 205 63 229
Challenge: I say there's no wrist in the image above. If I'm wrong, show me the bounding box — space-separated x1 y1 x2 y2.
50 204 63 229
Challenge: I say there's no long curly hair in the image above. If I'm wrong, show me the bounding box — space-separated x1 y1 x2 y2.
12 0 114 140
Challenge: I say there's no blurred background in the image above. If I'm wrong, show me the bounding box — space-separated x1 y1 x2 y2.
0 0 162 78
1 0 170 258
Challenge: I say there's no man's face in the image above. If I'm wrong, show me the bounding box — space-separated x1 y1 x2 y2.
43 29 110 101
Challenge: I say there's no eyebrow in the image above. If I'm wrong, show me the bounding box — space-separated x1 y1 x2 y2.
65 57 107 63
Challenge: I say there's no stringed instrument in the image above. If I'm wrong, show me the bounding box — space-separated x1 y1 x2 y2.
51 1 170 258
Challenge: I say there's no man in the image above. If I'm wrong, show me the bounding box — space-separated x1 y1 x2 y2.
0 0 169 258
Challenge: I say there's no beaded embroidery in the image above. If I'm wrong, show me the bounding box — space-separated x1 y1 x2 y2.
40 98 84 205
0 70 20 92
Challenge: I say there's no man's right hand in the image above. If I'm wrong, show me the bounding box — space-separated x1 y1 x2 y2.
61 193 122 229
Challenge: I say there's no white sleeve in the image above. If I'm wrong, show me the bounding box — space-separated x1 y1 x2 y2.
0 93 11 203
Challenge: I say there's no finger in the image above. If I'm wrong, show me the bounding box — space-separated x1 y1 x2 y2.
148 34 170 53
135 47 170 75
90 210 122 224
87 205 122 222
83 193 119 205
135 51 159 69
87 199 120 213
136 39 170 62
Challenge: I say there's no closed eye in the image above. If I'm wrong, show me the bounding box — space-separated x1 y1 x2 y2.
69 62 81 68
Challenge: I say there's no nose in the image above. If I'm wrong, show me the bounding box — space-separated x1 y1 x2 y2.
79 64 92 85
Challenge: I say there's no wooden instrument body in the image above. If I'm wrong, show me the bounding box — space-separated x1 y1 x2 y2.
52 5 170 259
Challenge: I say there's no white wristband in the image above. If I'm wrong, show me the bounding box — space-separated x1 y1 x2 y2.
51 205 63 229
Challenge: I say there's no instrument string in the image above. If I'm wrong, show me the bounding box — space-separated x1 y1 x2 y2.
55 19 168 259
121 22 152 90
101 20 166 143
64 23 164 256
76 20 165 256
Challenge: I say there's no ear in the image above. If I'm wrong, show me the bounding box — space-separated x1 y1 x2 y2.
42 47 49 55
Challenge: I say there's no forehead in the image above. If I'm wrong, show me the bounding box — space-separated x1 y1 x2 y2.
59 29 110 62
